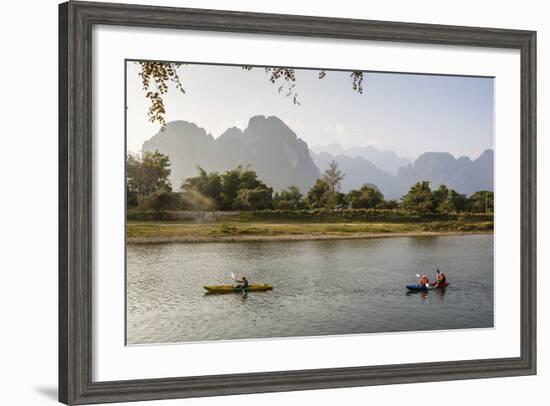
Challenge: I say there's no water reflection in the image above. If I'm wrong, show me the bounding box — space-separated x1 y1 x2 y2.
405 287 447 302
436 288 447 301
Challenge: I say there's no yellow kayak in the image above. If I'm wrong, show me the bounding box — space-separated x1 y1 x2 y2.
203 284 273 294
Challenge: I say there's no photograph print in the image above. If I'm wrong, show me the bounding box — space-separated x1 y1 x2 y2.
125 60 494 345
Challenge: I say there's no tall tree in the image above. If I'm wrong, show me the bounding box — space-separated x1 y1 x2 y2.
273 185 304 210
238 167 266 190
217 167 242 210
234 187 274 211
126 150 172 205
432 184 449 211
181 166 223 208
401 181 435 212
306 179 331 209
469 190 494 213
440 189 469 212
346 184 384 209
233 167 272 210
322 160 345 208
181 165 274 211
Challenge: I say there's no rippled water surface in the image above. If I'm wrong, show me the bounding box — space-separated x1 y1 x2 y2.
126 235 493 344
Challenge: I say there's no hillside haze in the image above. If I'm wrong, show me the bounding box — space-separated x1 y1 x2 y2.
396 149 494 197
314 150 493 199
141 116 493 199
311 143 411 175
312 152 401 198
142 116 321 192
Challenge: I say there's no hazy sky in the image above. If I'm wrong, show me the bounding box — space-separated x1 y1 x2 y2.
126 61 494 159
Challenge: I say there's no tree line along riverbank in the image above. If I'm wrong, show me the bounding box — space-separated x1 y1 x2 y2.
126 151 493 243
126 151 494 214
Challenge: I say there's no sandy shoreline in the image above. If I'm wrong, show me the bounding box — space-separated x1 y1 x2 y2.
127 231 493 244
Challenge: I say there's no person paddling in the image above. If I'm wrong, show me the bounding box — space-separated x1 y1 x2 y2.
235 276 249 289
434 269 447 288
418 274 430 288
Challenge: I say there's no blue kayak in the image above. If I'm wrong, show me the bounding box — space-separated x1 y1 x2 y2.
406 282 449 291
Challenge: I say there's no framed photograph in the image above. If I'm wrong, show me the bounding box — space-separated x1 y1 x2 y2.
59 1 536 404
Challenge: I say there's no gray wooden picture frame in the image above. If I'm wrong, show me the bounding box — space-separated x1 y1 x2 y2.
59 1 537 404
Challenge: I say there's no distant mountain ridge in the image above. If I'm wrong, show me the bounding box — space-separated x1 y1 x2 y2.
312 152 400 198
311 143 411 175
396 149 494 197
141 116 493 199
313 149 493 199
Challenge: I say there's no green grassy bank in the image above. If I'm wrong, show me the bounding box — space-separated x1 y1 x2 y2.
126 209 493 243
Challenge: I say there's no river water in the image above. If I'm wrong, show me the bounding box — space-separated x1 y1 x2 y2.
126 234 493 345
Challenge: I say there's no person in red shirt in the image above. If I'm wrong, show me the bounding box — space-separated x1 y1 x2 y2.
434 269 447 288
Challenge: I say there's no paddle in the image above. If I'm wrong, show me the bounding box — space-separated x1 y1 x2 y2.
231 273 247 295
230 272 240 288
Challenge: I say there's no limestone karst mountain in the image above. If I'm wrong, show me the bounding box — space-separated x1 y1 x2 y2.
142 115 321 192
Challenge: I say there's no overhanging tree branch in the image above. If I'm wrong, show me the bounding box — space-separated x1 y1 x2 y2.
136 62 365 130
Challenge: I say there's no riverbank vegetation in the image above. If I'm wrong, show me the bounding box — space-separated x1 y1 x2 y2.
126 151 493 242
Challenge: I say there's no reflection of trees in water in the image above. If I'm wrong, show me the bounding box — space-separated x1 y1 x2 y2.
407 236 439 249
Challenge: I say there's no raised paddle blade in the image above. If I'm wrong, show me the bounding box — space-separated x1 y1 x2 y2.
416 274 420 278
